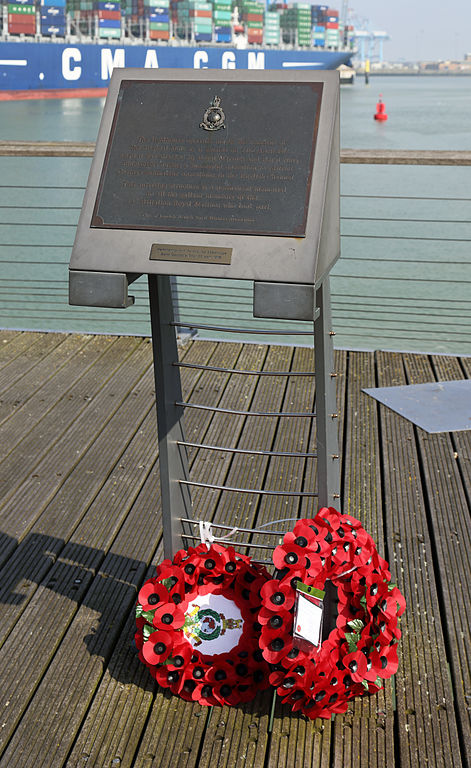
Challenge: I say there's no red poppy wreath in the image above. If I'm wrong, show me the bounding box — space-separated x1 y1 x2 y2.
258 507 405 719
135 542 271 707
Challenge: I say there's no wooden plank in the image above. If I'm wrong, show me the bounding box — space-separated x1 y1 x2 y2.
0 331 64 384
187 342 271 524
332 350 395 768
0 330 29 367
432 355 471 518
0 472 165 768
64 604 158 768
401 352 471 767
196 695 271 768
0 336 150 543
376 350 463 768
0 334 106 453
257 345 332 767
268 700 331 768
0 368 160 759
208 344 294 534
170 344 294 768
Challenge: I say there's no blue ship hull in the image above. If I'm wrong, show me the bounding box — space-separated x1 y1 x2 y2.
0 40 352 91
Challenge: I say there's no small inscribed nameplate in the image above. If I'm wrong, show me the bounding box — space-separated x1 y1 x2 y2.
150 244 232 265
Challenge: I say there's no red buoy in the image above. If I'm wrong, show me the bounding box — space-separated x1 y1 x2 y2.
374 95 388 121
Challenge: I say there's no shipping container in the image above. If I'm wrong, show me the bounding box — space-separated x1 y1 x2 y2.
213 11 231 22
8 3 35 14
8 18 37 32
149 27 169 37
99 17 121 26
98 25 121 35
41 23 67 33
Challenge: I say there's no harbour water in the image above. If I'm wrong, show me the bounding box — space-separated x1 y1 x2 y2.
0 75 470 353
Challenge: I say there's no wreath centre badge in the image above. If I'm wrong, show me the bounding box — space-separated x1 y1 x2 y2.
184 594 243 654
200 95 226 131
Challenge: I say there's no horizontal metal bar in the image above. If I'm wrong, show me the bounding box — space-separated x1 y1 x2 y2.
340 148 471 166
0 222 77 227
341 234 471 243
179 480 318 496
176 401 315 418
341 216 470 225
3 142 471 166
171 322 314 335
174 361 315 377
0 205 81 210
177 441 317 459
181 533 276 550
179 518 290 536
342 193 471 201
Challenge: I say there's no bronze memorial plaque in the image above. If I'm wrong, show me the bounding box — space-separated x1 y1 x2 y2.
91 80 323 238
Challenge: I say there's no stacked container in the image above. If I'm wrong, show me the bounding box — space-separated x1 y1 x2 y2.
281 3 311 47
177 0 212 42
263 9 279 45
311 3 325 46
96 0 121 37
40 0 67 36
241 1 264 45
8 0 36 35
213 0 230 43
191 0 212 42
146 0 169 39
324 7 339 48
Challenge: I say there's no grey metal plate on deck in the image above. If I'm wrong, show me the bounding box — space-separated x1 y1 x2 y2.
363 379 471 433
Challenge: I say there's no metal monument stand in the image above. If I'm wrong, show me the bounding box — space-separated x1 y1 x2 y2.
69 68 341 561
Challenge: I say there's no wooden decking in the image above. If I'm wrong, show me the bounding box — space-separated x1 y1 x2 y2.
0 329 469 768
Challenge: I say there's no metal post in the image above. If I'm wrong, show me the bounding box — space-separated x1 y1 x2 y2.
148 274 193 558
314 277 341 510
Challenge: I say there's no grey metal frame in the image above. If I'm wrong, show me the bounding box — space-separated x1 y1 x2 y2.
146 274 340 560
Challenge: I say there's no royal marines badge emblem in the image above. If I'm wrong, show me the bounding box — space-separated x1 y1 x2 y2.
200 95 226 131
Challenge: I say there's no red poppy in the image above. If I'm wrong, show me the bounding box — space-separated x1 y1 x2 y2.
260 579 295 611
152 602 186 630
142 630 173 665
260 625 292 664
390 585 407 616
273 540 309 572
138 581 169 612
206 659 238 685
156 564 187 599
369 643 399 678
342 650 368 683
165 640 193 671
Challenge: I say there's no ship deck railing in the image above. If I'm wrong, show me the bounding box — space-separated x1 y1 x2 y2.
1 143 470 356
